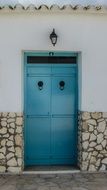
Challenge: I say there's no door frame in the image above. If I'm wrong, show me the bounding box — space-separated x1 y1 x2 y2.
24 51 78 168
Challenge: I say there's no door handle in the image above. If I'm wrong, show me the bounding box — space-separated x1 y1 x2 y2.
38 81 43 90
59 81 65 90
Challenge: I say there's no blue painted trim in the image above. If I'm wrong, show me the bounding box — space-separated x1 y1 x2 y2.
24 53 29 167
24 51 77 57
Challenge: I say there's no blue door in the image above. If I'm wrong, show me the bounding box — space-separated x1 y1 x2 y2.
25 53 78 166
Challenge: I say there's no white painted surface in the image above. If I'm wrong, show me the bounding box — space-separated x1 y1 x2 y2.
0 13 107 112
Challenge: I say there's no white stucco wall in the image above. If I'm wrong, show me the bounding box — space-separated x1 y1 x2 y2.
0 12 107 112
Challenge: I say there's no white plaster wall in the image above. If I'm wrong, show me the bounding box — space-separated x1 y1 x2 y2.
0 12 107 112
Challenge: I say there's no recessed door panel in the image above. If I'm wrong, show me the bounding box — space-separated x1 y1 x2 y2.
52 76 76 115
51 117 76 156
26 76 51 115
26 117 50 165
27 65 51 75
52 65 76 75
51 117 76 164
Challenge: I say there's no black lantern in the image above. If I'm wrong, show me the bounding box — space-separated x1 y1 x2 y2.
50 29 58 46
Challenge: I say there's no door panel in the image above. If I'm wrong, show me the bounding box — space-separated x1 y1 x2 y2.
52 76 76 115
26 117 51 165
26 76 51 116
27 65 51 75
52 65 76 75
51 117 76 164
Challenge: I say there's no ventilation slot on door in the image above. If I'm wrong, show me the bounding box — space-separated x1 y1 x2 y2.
27 56 77 64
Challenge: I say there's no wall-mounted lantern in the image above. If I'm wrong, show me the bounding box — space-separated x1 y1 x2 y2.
50 29 58 46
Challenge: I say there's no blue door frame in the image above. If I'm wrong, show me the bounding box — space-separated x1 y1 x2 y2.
24 51 78 166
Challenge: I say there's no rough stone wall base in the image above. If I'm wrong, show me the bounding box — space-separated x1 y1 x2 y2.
78 112 107 171
0 112 23 173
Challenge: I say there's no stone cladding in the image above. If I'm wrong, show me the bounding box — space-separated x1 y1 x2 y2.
78 112 107 171
0 112 23 173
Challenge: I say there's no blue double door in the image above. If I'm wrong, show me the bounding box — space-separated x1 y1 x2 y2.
25 63 77 166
